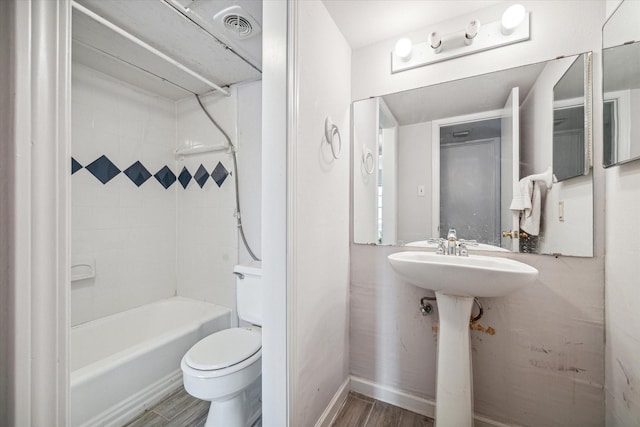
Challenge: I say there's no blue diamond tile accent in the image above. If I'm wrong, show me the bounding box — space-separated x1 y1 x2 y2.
194 164 209 188
154 166 176 189
71 157 82 174
211 162 229 187
86 155 120 184
178 167 192 189
123 161 152 187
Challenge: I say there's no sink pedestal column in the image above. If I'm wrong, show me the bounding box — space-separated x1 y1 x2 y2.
435 292 475 427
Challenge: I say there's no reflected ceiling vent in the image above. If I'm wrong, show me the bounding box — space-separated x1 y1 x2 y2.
213 6 261 40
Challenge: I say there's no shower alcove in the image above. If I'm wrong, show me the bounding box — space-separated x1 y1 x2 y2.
69 1 262 425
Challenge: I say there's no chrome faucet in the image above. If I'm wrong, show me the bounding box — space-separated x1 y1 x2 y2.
447 228 457 255
427 228 479 256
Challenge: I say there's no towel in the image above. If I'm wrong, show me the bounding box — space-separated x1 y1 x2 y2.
510 177 542 236
509 176 532 212
520 181 542 236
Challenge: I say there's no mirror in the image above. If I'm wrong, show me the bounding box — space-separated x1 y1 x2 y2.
603 0 640 167
352 53 594 257
553 55 590 181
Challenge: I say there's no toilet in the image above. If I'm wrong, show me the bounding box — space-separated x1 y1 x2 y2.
181 262 262 427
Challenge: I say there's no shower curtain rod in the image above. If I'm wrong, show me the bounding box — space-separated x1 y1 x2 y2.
72 1 230 97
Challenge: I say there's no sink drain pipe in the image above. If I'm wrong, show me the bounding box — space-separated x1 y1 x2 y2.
419 296 484 323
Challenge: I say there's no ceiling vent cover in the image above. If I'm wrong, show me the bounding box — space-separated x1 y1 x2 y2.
213 6 261 40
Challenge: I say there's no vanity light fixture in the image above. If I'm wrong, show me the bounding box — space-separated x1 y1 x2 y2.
391 4 530 73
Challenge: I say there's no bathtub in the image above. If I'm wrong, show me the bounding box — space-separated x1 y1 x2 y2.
70 297 230 427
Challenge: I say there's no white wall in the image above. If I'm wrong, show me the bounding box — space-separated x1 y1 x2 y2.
397 121 432 244
71 65 177 325
291 1 352 425
261 1 288 425
350 1 605 426
520 58 593 256
604 0 640 424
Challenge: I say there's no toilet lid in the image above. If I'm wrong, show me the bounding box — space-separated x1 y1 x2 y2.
185 328 261 371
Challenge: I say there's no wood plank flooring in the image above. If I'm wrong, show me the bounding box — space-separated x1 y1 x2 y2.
331 392 434 427
125 388 428 427
124 387 209 427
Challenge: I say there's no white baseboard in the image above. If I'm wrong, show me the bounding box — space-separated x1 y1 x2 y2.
350 376 436 419
349 376 518 427
79 370 183 427
314 376 351 427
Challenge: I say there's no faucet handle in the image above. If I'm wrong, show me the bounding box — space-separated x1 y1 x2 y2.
427 238 446 254
458 243 470 257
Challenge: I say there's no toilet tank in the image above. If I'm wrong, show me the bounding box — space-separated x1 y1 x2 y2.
234 262 262 326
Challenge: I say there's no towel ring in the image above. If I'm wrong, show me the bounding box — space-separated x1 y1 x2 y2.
325 117 342 159
362 145 374 174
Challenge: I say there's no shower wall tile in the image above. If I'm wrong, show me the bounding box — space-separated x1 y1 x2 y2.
176 94 239 318
71 64 177 326
71 63 248 327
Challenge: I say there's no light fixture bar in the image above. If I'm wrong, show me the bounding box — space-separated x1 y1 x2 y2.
391 12 530 74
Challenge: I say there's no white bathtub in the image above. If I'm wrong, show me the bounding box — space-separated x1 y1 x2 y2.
70 297 230 427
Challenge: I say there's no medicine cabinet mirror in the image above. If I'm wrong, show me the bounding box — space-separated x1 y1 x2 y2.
602 0 640 167
352 53 593 257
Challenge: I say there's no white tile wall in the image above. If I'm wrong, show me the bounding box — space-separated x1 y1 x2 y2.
71 65 256 326
71 65 178 326
176 95 239 317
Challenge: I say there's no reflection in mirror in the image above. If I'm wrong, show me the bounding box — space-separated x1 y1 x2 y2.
352 53 593 257
602 0 640 167
603 0 640 167
553 55 589 181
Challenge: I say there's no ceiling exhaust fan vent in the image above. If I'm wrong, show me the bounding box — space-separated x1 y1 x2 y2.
213 6 261 40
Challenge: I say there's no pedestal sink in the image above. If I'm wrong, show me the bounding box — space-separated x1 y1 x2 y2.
388 251 538 427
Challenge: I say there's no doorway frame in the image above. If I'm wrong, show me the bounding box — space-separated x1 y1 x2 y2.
431 108 503 237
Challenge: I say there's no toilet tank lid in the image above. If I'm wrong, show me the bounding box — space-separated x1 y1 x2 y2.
234 261 261 276
185 328 261 371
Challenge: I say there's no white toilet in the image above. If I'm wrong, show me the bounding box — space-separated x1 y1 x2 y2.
181 262 262 427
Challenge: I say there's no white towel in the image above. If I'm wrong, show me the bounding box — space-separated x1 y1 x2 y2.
510 177 542 236
509 176 532 212
520 181 542 236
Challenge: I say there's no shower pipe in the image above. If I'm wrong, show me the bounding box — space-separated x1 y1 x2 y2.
195 94 261 262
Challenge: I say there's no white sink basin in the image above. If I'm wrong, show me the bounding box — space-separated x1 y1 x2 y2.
388 251 538 298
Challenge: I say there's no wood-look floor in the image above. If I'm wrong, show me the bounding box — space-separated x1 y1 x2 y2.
331 392 434 427
125 387 427 427
124 387 209 427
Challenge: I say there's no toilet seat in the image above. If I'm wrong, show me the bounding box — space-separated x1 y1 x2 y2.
185 327 262 371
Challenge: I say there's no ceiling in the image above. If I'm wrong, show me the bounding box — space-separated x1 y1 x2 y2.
323 0 505 49
73 0 262 100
